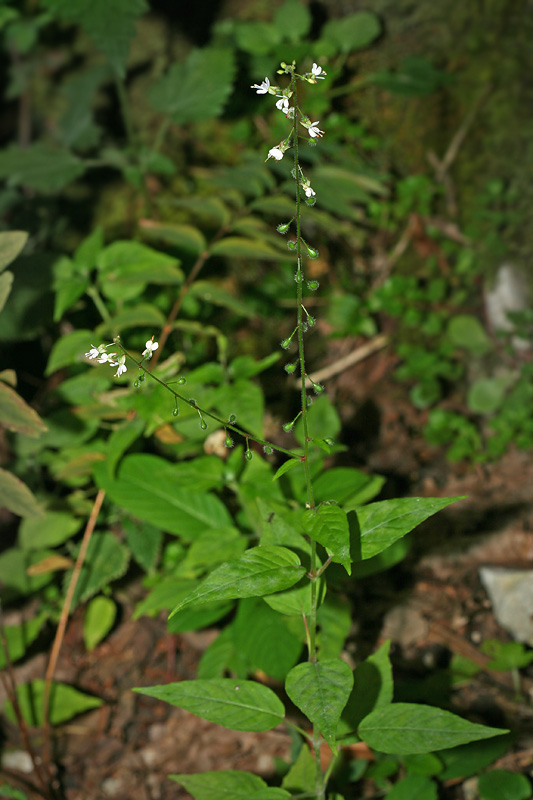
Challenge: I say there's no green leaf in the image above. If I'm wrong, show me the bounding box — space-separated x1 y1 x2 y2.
402 753 444 776
211 237 287 260
358 703 507 755
0 785 29 799
46 329 96 375
4 680 102 726
386 775 438 800
176 527 247 577
478 770 531 800
467 377 510 415
355 496 464 560
171 770 291 800
0 144 85 192
135 679 285 732
0 231 28 272
19 511 81 550
281 743 316 794
285 659 353 753
338 640 393 740
66 531 130 607
139 220 207 256
437 736 513 780
0 468 43 518
272 458 301 481
0 613 48 669
231 598 303 682
368 57 452 97
302 504 351 574
190 280 255 318
447 314 491 355
234 21 281 54
96 240 182 297
149 48 235 124
43 0 148 77
83 595 116 651
93 455 231 539
57 65 109 150
274 0 311 41
0 548 55 598
0 271 13 311
322 11 381 53
123 518 162 572
106 418 145 478
98 303 165 334
312 467 380 506
214 380 264 438
0 380 47 437
169 546 304 618
316 593 352 661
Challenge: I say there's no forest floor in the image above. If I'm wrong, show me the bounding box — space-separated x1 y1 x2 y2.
2 337 533 800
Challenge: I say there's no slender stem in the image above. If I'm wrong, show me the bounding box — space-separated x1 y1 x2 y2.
86 286 112 324
292 75 323 799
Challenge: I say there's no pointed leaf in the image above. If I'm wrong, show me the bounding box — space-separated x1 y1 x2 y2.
356 496 465 560
211 237 286 260
0 613 48 669
386 775 438 800
272 458 301 481
302 504 351 574
3 679 102 726
0 468 43 517
0 271 13 312
19 511 81 550
0 381 47 437
83 595 116 651
149 48 235 124
285 659 353 753
0 144 85 192
0 231 28 272
170 770 291 800
135 679 284 731
358 703 508 754
338 640 393 741
169 546 304 618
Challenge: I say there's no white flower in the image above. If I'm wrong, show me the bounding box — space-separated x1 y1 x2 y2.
142 338 159 358
275 96 289 113
286 107 295 119
312 63 326 80
267 147 284 161
85 345 100 359
308 121 324 138
251 77 270 94
304 186 316 198
114 356 127 377
97 351 117 365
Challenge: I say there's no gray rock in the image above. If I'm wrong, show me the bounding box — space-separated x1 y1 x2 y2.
479 567 533 645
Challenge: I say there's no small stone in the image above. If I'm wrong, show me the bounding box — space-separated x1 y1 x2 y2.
479 567 533 645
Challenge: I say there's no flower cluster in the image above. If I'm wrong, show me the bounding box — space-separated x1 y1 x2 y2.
252 61 326 201
85 337 159 378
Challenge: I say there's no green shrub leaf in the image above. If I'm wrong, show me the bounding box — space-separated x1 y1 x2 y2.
355 496 465 560
0 613 48 669
358 703 508 754
302 504 351 574
322 11 382 53
0 380 47 437
0 231 28 272
83 595 116 651
478 769 531 800
3 679 102 726
286 659 353 753
338 640 393 741
0 468 43 518
0 144 85 192
386 774 438 800
19 511 81 550
171 770 291 800
66 531 130 607
149 48 235 124
135 679 285 732
169 546 304 618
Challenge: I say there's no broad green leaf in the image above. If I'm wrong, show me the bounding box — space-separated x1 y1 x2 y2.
285 659 353 753
169 546 304 618
83 595 116 651
106 418 145 478
0 270 13 311
149 48 235 124
139 220 207 256
294 395 341 447
467 377 510 415
0 230 28 271
135 679 285 732
93 455 231 539
166 196 231 227
197 627 249 680
0 144 85 192
96 240 182 294
368 58 452 97
386 775 438 800
66 531 130 607
230 353 280 380
274 0 311 41
402 753 444 776
437 735 513 780
302 504 351 574
171 770 291 800
57 64 109 150
447 314 491 355
0 381 47 437
43 0 148 77
311 166 380 221
3 679 102 726
214 380 264 438
52 255 90 321
46 329 96 375
176 527 247 577
322 11 381 53
352 535 412 577
211 237 287 260
0 785 29 799
0 253 55 342
231 598 303 681
0 468 43 518
281 743 316 794
355 496 464 560
272 458 301 481
0 613 48 669
0 548 55 598
358 703 507 754
478 770 531 800
19 511 81 550
190 281 255 318
316 593 352 661
338 641 393 741
313 467 379 506
97 303 165 335
234 21 281 54
123 518 162 572
167 601 234 635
